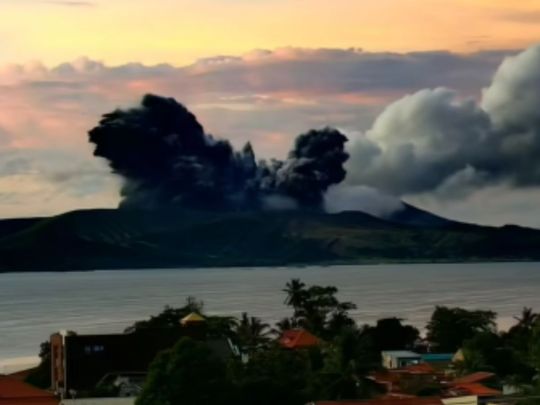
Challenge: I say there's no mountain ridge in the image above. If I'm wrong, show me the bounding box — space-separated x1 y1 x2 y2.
0 206 538 272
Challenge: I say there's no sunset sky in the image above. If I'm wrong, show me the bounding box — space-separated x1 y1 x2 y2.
2 0 540 65
2 0 540 225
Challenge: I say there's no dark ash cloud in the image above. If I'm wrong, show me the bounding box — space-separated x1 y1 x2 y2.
89 94 348 211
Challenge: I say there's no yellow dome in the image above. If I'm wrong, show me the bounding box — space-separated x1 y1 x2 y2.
180 312 206 325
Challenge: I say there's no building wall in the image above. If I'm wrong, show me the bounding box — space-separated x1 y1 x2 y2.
51 333 65 392
442 396 478 405
61 398 135 405
382 353 422 369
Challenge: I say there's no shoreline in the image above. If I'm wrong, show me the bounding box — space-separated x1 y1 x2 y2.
0 258 539 275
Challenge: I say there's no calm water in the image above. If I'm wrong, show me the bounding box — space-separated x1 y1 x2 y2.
1 262 540 365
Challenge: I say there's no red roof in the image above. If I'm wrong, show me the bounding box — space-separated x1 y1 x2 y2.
370 371 401 385
0 376 57 405
452 372 495 385
314 397 443 405
7 368 36 381
450 383 502 397
279 329 320 349
400 363 436 374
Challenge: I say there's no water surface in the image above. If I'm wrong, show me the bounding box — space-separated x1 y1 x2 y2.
1 262 539 365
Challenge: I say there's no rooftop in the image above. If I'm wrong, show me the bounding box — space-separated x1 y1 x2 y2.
313 396 443 405
180 312 205 325
400 362 436 374
452 372 495 385
421 354 454 362
0 375 57 405
279 329 320 349
381 351 421 358
450 383 502 397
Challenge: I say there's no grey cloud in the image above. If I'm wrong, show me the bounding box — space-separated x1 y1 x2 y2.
345 44 540 199
3 48 513 98
324 185 404 218
0 148 114 198
182 49 511 96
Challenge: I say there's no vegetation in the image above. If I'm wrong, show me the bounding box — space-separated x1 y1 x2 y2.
26 279 540 404
131 280 540 405
426 306 497 352
136 338 235 405
25 341 52 389
2 207 540 271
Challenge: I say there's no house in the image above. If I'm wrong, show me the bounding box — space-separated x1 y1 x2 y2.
442 396 478 405
50 330 180 397
51 313 239 398
308 396 444 405
279 329 320 349
421 354 454 370
446 383 502 398
369 362 443 397
451 372 497 386
381 351 422 369
0 375 58 405
445 372 502 402
61 399 134 405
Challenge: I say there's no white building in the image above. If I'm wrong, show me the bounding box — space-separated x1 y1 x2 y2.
381 350 422 369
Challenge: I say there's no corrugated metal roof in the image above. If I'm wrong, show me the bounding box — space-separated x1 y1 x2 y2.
382 351 421 358
314 396 443 405
452 372 495 385
450 383 502 397
421 354 454 362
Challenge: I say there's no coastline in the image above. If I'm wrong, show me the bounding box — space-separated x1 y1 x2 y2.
0 257 538 274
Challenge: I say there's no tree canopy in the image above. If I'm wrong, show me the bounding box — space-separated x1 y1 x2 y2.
136 337 234 405
426 306 496 352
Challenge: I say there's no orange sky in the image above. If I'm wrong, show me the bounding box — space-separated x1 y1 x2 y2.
1 0 540 66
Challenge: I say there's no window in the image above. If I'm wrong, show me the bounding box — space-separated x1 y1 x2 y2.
84 345 105 354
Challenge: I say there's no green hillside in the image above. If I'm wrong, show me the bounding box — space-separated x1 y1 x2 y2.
0 208 539 272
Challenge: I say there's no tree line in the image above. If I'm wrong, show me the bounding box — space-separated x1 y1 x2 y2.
134 279 540 405
25 279 540 404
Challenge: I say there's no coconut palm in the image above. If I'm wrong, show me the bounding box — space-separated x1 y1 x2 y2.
283 278 307 308
514 307 538 330
234 312 271 350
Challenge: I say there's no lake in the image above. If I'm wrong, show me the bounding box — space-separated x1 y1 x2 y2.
1 262 540 371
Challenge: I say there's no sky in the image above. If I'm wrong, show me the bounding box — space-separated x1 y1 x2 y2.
2 0 540 225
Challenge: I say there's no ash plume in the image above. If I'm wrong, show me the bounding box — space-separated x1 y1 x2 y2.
89 94 348 210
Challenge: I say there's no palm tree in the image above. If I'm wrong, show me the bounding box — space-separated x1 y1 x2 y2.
271 317 301 338
514 307 538 330
283 279 306 308
234 312 271 350
206 315 238 338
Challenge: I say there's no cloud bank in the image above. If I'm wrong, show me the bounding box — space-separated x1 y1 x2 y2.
344 45 540 203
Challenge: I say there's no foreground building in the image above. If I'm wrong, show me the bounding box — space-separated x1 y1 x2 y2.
309 397 444 405
381 351 423 369
50 313 239 399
